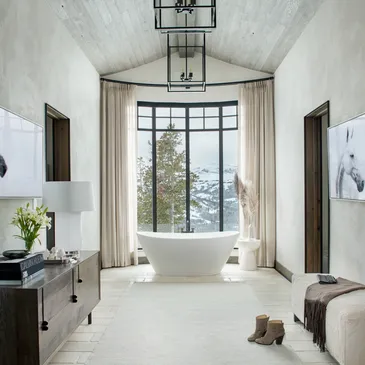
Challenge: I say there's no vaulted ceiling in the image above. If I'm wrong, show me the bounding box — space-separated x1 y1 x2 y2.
48 0 324 76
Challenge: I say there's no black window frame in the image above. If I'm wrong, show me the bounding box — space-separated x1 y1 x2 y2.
137 100 238 233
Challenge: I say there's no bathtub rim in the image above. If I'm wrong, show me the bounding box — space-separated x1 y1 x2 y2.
137 231 240 240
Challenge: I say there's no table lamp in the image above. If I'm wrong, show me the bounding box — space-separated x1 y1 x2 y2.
42 181 95 252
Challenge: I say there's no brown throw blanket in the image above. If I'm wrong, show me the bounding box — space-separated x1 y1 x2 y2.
304 277 365 352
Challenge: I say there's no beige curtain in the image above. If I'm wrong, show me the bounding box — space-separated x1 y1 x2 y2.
101 81 138 268
238 80 276 267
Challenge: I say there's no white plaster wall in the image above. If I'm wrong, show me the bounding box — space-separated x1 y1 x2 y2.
107 55 272 102
0 0 100 251
275 0 365 281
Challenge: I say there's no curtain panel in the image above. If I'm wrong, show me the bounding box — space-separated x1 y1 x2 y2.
100 81 138 268
238 80 276 267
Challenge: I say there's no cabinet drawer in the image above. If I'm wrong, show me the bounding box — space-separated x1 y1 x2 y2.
39 301 82 365
76 253 100 318
38 271 72 324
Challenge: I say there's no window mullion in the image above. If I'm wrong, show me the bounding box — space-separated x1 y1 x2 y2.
152 107 157 232
186 107 190 231
219 106 224 231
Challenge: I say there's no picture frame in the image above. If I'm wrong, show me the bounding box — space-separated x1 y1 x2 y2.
328 112 365 201
0 106 43 198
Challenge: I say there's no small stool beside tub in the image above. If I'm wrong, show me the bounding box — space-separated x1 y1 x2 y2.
292 273 365 365
237 238 261 271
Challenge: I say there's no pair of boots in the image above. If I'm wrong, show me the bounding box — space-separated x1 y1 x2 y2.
248 315 285 345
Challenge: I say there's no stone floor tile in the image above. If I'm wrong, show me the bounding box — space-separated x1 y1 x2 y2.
60 342 97 352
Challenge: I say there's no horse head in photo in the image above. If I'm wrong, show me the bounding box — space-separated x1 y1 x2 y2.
0 154 7 178
336 126 365 198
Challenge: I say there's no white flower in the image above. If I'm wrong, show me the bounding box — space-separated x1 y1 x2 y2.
10 203 52 246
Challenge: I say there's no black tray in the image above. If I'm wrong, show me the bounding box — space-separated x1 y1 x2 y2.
2 250 29 260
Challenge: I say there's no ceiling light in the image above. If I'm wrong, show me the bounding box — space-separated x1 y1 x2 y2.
154 0 216 31
167 31 206 92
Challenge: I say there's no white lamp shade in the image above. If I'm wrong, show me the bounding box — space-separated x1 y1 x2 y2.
43 181 95 212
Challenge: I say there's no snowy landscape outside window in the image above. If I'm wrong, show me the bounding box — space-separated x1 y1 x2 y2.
137 102 238 234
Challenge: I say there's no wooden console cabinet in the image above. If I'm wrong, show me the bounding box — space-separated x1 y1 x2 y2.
0 251 100 365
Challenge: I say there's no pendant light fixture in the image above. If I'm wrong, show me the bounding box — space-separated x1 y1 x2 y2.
154 0 216 31
167 31 206 92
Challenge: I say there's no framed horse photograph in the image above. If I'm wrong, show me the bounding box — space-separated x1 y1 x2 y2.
328 112 365 201
0 106 43 198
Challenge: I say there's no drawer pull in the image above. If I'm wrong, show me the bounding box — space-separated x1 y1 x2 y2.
77 266 83 283
41 289 49 331
71 268 78 302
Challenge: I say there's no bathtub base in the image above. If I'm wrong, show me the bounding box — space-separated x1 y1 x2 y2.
154 271 223 277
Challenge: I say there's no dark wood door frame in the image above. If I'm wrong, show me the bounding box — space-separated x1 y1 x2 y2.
304 101 330 273
45 104 71 181
45 104 71 250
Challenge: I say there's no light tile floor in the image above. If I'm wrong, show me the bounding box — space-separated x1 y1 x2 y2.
49 265 338 365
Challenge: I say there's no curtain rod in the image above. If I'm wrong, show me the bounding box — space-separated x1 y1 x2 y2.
100 76 274 88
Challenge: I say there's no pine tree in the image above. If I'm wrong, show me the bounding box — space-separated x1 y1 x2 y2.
137 125 199 231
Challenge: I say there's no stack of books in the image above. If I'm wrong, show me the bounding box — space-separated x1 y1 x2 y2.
0 253 45 285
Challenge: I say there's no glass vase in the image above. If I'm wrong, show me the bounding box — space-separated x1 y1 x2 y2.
24 239 35 254
247 217 255 240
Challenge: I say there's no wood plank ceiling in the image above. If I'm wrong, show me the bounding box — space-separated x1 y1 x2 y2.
48 0 324 76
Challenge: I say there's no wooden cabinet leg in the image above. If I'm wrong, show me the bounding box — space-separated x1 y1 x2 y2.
88 313 92 325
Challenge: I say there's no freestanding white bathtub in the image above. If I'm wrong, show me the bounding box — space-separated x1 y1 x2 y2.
137 231 239 276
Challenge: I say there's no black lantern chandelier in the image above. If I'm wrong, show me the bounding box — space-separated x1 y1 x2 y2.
167 31 206 92
154 0 216 31
153 1 216 92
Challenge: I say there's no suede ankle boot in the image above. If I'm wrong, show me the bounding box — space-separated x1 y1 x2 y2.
255 320 285 345
247 315 269 342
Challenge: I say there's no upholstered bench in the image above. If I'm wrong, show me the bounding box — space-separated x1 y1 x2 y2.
292 273 365 365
